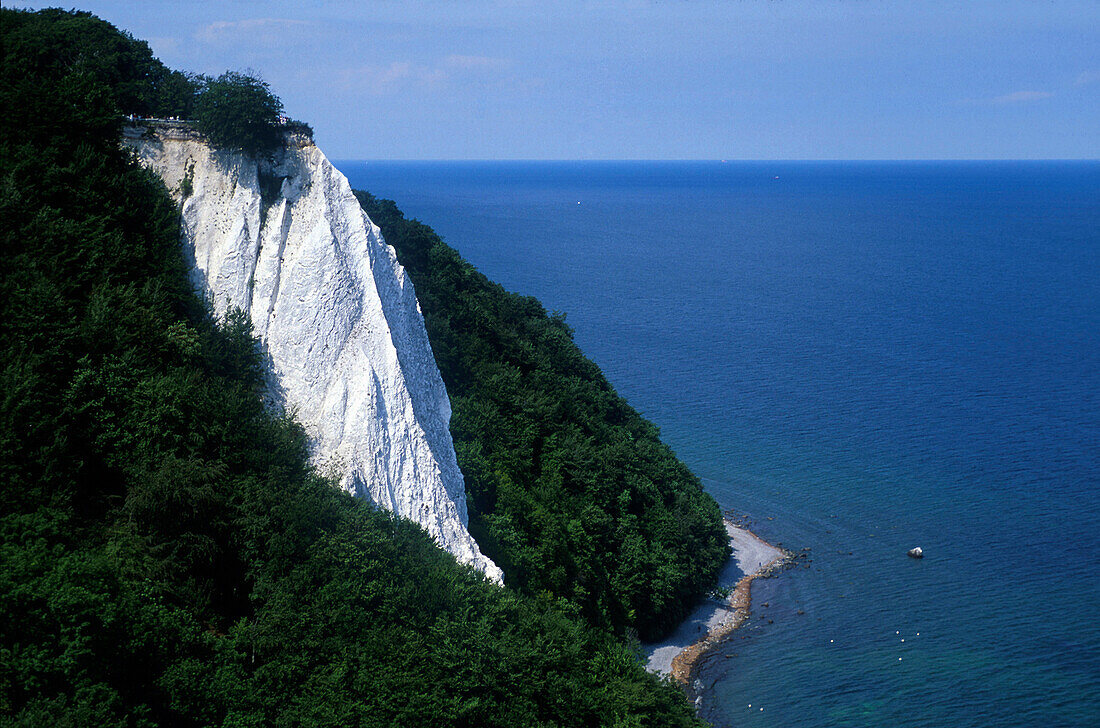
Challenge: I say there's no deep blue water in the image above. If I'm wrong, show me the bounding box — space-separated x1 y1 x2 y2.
338 160 1100 727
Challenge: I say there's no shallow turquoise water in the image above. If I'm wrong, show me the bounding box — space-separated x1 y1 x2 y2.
339 160 1100 727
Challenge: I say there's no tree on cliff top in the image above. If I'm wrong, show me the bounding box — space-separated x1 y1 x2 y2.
193 71 283 154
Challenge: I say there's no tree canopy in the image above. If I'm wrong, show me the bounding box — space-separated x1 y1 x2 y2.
193 71 284 154
0 8 195 146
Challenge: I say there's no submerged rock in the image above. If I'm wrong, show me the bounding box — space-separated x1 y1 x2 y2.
127 123 502 582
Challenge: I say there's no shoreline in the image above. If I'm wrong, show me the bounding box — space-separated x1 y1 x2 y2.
644 517 790 686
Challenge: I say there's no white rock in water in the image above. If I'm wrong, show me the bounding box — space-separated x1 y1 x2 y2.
127 125 502 582
907 547 924 558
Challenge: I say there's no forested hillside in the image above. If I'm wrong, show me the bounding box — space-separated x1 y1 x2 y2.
0 9 704 726
356 194 728 641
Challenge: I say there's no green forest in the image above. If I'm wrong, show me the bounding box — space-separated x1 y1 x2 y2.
1 9 725 726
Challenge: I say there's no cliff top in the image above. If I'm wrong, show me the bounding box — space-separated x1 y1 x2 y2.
123 117 314 149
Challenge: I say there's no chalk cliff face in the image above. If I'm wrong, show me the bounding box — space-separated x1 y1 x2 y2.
126 125 502 582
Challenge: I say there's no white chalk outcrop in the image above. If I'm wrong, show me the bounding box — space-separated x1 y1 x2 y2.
126 124 502 582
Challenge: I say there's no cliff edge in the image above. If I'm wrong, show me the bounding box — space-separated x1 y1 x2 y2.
125 122 502 582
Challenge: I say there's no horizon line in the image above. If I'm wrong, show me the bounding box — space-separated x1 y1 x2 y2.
331 157 1100 163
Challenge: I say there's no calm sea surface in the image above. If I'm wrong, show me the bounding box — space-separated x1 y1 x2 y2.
338 160 1100 728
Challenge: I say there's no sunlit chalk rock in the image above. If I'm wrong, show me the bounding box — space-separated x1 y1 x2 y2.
127 123 502 582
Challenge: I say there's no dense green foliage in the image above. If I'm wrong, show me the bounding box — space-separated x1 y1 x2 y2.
0 9 705 726
193 72 284 155
355 193 729 642
1 8 195 132
1 8 298 158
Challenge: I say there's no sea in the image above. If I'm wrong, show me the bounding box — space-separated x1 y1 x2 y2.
338 160 1100 728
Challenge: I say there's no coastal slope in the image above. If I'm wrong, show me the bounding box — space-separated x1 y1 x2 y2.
355 192 731 640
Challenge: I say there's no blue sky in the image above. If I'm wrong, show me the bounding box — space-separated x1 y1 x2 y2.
13 1 1099 159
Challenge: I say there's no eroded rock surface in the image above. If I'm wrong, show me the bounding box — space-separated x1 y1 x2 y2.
127 124 502 582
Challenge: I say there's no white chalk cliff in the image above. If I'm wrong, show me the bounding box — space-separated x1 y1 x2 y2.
126 124 502 582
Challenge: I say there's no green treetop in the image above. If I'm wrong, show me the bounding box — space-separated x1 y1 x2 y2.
193 71 284 155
